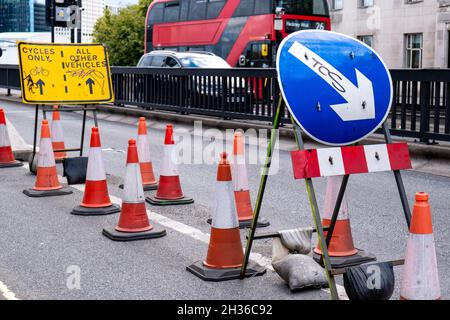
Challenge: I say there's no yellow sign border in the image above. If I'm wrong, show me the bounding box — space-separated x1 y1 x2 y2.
17 42 114 105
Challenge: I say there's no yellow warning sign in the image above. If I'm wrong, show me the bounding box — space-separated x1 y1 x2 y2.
17 42 114 104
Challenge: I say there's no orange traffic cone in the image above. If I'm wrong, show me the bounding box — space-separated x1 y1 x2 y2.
23 120 72 197
146 124 193 206
233 132 269 228
313 175 375 268
206 132 269 228
0 108 23 168
400 192 440 300
51 106 67 161
103 139 166 241
71 127 120 215
187 153 265 281
137 117 158 190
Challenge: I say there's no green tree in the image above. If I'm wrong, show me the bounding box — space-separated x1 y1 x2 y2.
93 0 153 66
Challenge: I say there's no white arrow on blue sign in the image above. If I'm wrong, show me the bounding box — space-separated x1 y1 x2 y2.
277 30 393 146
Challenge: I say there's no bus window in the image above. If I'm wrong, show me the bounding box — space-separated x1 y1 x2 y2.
234 0 254 17
189 0 207 20
149 3 164 24
207 0 226 19
254 0 272 15
180 0 189 20
275 0 329 16
164 2 180 23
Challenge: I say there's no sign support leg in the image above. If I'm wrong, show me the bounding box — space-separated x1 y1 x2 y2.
382 122 412 228
30 104 39 173
80 105 87 157
240 95 283 279
291 118 339 300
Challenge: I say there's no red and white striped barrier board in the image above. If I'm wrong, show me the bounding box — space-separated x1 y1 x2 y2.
291 143 412 179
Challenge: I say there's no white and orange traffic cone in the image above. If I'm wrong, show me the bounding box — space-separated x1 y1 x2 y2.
137 117 158 190
23 120 72 197
51 106 67 162
187 153 265 281
71 127 120 215
0 108 23 168
232 132 269 228
103 139 166 241
313 175 375 268
400 192 440 300
146 124 193 206
118 117 158 191
206 132 269 228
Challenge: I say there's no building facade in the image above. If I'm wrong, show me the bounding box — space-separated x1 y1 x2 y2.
328 0 450 69
0 0 34 32
34 1 51 32
55 0 105 42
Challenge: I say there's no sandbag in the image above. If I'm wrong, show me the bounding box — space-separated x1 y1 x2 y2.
272 227 327 291
343 262 395 300
279 227 313 255
63 157 88 185
272 253 328 291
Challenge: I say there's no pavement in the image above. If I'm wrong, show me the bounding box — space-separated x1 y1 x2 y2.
0 96 449 300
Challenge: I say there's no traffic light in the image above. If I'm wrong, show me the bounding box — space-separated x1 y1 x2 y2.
46 0 82 28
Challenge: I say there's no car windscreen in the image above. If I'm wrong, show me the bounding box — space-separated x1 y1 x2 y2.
179 56 230 68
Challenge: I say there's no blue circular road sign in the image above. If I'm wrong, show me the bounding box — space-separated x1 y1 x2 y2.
277 30 392 146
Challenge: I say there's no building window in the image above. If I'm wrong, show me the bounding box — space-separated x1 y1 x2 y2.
405 33 423 68
332 0 343 10
357 35 373 47
358 0 373 8
405 0 422 3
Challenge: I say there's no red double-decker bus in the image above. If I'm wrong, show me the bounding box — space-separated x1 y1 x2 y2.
145 0 330 67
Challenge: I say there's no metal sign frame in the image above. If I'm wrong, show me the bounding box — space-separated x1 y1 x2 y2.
29 104 99 174
240 97 412 300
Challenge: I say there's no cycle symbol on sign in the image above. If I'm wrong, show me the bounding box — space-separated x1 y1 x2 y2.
30 66 49 77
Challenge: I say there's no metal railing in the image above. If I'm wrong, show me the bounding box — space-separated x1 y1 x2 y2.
1 64 450 143
112 67 282 123
389 69 450 143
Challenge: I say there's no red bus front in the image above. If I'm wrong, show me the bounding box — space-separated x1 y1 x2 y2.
145 0 331 67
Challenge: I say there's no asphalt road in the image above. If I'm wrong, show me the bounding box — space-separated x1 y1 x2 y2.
0 99 449 300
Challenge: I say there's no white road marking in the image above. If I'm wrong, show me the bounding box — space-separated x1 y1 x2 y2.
18 159 348 300
69 183 275 272
0 280 19 300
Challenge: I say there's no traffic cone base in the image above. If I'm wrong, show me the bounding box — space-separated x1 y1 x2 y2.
103 224 166 241
0 160 23 168
206 217 270 229
146 194 193 206
23 187 73 198
312 250 376 269
71 203 120 216
186 261 266 282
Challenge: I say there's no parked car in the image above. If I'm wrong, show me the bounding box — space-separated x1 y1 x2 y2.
136 51 251 106
137 50 231 69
